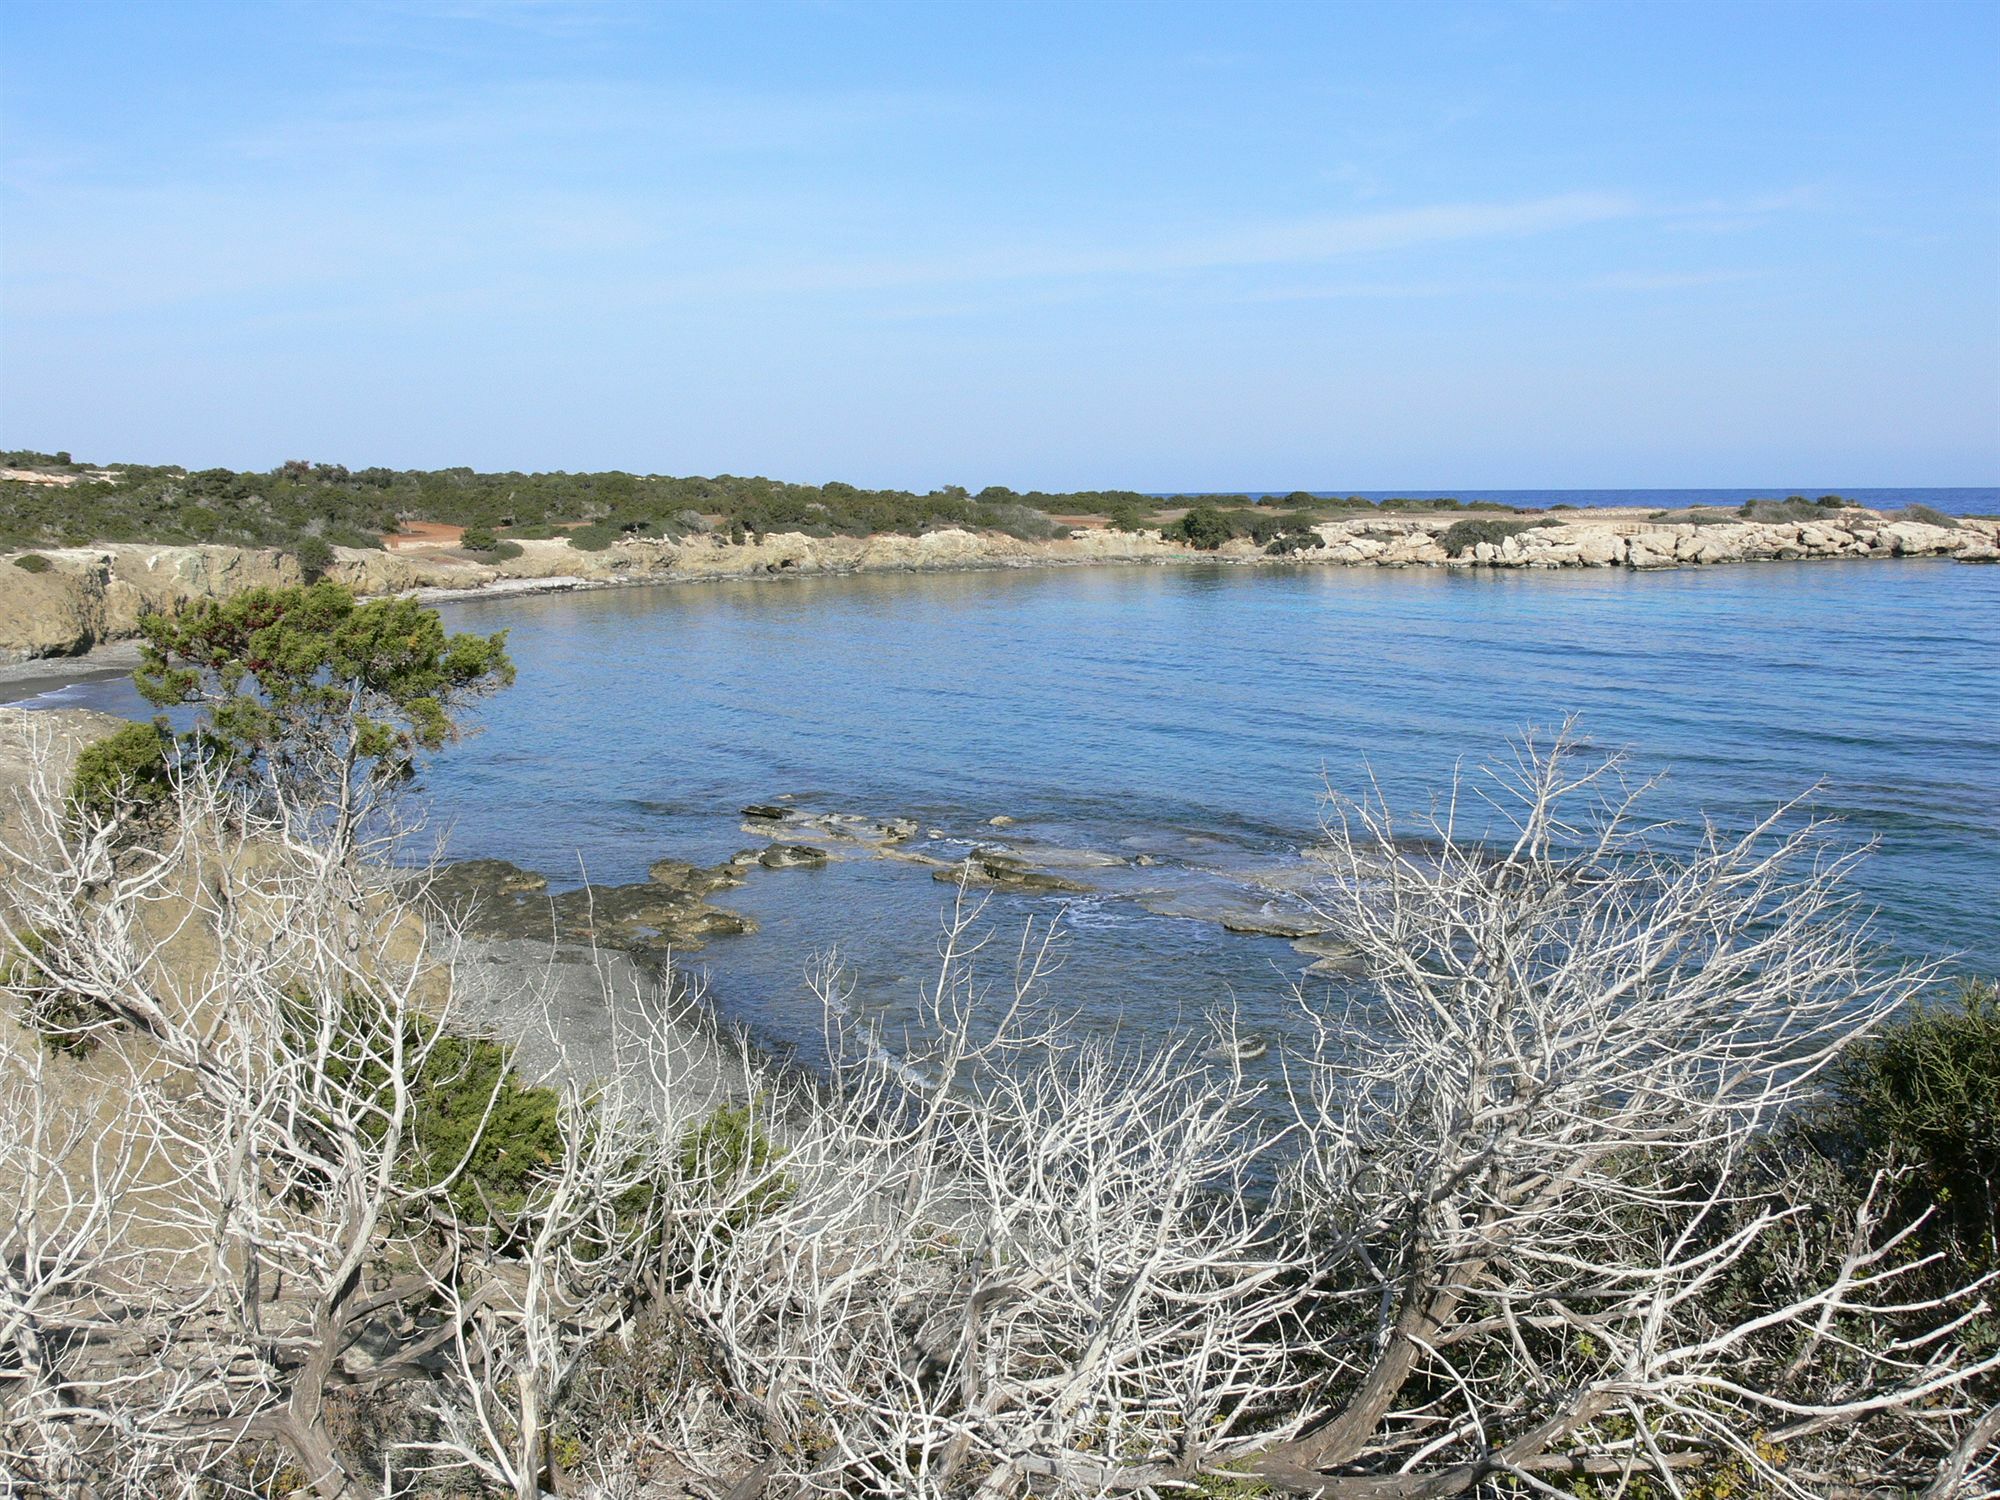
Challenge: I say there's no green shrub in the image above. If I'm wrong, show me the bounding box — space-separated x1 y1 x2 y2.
1816 980 2000 1273
1169 505 1237 550
69 721 172 822
12 552 51 573
292 534 334 581
680 1101 791 1235
459 526 499 552
977 502 1061 541
1106 503 1148 533
1898 503 1961 529
1738 497 1870 524
1265 528 1326 556
485 540 523 561
319 522 383 551
566 524 618 552
1242 512 1283 545
410 1030 565 1224
2 930 107 1054
1439 517 1540 556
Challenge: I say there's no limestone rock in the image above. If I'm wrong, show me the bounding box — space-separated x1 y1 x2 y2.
934 849 1090 894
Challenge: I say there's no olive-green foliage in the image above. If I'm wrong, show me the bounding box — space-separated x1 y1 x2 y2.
412 1031 564 1224
1439 517 1545 555
485 539 523 561
564 523 618 552
1105 502 1150 533
1897 503 1961 528
458 526 499 552
292 534 335 581
1265 527 1327 556
1817 980 2000 1273
1734 496 1865 524
0 455 1548 551
1169 505 1238 550
68 721 173 822
679 1101 791 1231
979 503 1063 541
12 552 51 573
134 582 513 810
283 991 564 1228
2 930 107 1055
1191 1466 1276 1497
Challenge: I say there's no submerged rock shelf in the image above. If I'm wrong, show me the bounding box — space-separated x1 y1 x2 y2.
434 797 1378 990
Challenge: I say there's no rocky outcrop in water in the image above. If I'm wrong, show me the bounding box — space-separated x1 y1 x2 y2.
933 848 1093 894
737 802 922 855
4 508 1994 662
429 855 756 953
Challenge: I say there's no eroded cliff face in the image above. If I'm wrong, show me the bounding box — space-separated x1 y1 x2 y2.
3 511 1994 662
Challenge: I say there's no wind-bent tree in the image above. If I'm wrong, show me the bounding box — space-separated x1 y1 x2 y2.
134 580 512 851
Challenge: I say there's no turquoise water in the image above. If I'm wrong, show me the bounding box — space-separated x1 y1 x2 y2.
26 559 2000 1052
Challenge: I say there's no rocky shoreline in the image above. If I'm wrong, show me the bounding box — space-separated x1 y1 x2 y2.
3 506 1994 663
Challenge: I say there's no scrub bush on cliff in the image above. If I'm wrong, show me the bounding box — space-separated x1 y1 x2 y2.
1438 516 1554 556
68 720 172 823
1171 504 1238 550
292 534 334 581
134 581 513 849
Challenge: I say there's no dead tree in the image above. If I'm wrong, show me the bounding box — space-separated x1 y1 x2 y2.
1254 723 1997 1497
667 909 1315 1498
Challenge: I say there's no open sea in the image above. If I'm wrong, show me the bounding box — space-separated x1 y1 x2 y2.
21 544 1999 1061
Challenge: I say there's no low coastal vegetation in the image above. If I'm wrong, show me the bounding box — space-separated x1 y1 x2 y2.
0 449 1605 556
1436 515 1562 556
4 453 1971 590
1 586 1994 1497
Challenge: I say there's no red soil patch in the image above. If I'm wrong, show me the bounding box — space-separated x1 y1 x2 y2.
382 520 463 552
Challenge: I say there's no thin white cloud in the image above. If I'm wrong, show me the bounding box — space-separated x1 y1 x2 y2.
629 192 1648 302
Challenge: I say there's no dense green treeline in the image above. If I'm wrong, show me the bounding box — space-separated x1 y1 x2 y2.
0 450 1518 551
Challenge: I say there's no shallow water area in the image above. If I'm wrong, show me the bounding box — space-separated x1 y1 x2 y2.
26 558 2000 1057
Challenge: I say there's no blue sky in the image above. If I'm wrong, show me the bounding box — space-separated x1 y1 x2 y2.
2 0 1995 489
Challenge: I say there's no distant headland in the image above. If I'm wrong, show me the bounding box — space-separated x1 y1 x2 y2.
4 451 1995 664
